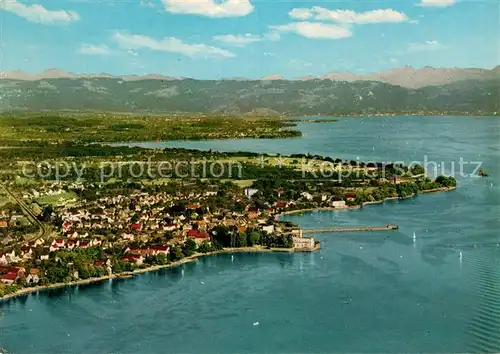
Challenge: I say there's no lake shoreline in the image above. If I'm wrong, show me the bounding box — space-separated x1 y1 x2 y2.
1 187 455 303
277 186 456 216
0 246 316 303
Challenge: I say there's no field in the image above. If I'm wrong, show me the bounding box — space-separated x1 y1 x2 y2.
35 192 78 206
0 113 301 145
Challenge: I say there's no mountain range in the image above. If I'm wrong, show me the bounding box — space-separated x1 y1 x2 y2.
2 66 499 88
0 67 498 115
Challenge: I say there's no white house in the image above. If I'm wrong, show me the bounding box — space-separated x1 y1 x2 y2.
262 225 275 234
331 200 346 208
164 224 178 232
301 192 313 201
244 188 259 198
122 233 135 241
0 254 8 265
26 269 41 285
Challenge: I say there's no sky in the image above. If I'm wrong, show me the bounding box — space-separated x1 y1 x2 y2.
0 0 499 79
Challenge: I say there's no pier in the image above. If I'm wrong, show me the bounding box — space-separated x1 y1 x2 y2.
302 224 399 233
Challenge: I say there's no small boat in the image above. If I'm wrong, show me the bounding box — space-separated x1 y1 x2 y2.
478 169 489 177
253 321 259 326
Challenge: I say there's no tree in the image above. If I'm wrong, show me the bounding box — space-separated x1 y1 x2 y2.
112 260 123 273
197 240 213 253
182 239 197 257
40 204 53 221
157 254 167 265
435 175 456 187
410 164 425 176
235 232 247 247
164 232 174 242
249 231 261 246
233 203 244 213
169 245 184 262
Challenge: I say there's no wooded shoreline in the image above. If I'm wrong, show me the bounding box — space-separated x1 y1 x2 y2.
277 186 456 217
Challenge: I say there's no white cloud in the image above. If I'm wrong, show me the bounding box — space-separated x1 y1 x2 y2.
289 7 408 24
162 0 253 18
139 1 157 8
417 0 456 7
112 31 235 59
213 33 262 47
264 31 281 42
270 22 352 40
78 44 111 55
288 8 313 20
1 0 79 24
408 40 444 51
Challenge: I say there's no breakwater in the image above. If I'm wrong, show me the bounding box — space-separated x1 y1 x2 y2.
303 224 399 233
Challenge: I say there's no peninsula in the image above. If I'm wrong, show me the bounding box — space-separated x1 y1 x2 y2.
0 114 457 299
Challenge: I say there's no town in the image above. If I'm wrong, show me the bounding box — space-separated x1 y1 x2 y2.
0 177 319 298
0 154 457 299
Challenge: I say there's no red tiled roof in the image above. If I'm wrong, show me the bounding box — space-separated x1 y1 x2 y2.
187 230 210 239
130 223 142 231
127 246 141 252
122 255 141 262
149 245 169 251
2 272 17 280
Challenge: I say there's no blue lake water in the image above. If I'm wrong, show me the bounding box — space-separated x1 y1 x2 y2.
2 116 500 353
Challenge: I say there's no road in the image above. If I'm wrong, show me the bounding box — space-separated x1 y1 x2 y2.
0 183 52 246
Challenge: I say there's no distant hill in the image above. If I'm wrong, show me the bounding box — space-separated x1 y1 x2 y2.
0 69 182 82
0 76 498 115
1 66 498 88
320 66 500 89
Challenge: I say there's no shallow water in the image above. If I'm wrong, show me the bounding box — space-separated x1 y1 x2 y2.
2 116 499 353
